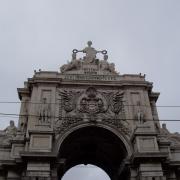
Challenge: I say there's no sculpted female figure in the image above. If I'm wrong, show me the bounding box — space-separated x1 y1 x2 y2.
74 41 107 63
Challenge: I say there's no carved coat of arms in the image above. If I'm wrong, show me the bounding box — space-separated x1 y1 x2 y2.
78 87 106 115
56 87 130 136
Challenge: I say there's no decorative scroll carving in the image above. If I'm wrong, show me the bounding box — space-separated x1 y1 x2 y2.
55 115 83 135
102 118 130 136
54 89 82 131
55 87 131 137
59 90 80 112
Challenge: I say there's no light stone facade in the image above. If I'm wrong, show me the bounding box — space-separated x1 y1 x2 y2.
0 42 180 180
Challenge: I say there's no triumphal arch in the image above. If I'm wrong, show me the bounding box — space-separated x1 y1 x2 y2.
0 42 180 180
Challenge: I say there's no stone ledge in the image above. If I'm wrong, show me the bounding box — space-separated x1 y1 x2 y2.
131 152 168 164
169 161 180 166
28 130 54 135
20 151 57 161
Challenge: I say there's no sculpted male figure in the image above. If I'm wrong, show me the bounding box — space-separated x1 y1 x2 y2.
136 102 144 124
39 98 51 124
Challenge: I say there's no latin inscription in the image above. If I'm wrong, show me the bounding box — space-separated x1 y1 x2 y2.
63 74 119 81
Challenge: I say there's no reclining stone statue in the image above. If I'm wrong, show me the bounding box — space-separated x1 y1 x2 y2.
0 120 17 145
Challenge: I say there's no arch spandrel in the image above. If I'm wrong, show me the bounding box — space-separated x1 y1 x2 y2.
55 86 132 156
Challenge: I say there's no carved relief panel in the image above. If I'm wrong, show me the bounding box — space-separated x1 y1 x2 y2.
130 91 147 125
36 89 52 127
54 87 131 137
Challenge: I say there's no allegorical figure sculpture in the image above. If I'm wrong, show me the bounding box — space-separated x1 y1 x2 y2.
0 120 18 145
39 98 51 124
73 41 107 63
83 41 97 62
160 123 170 135
60 58 81 73
4 120 17 137
159 123 180 146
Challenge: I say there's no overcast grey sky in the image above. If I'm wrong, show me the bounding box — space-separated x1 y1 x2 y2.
0 0 180 178
62 165 110 180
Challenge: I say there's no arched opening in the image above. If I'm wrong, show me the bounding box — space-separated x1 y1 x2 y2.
62 164 110 180
57 126 130 180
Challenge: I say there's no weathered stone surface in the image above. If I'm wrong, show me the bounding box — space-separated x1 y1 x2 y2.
0 42 179 179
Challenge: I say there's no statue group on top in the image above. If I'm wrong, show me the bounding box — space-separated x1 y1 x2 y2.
60 41 117 75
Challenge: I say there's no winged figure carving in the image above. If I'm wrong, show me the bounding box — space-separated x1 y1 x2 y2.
110 91 124 114
59 90 76 112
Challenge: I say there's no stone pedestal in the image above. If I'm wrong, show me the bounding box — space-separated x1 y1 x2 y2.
26 162 51 177
29 130 53 152
132 124 159 153
138 163 165 180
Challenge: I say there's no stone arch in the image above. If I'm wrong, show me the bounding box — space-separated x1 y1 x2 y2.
55 123 133 180
55 123 132 156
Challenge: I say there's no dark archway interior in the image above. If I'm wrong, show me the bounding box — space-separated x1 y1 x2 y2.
58 126 130 180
